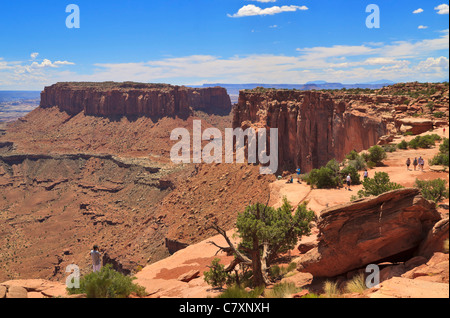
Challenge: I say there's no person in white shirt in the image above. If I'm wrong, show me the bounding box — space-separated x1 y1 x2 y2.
346 174 352 190
90 245 102 273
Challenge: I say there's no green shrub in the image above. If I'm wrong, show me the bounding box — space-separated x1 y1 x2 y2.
433 112 445 118
345 150 359 161
408 134 441 149
204 258 228 289
341 165 361 185
430 153 449 166
218 285 264 298
415 178 449 203
381 144 397 153
397 140 408 150
346 155 367 171
431 138 450 166
268 262 297 281
357 172 404 198
67 264 147 298
325 158 340 175
265 282 299 298
367 145 387 166
306 167 340 189
440 138 449 153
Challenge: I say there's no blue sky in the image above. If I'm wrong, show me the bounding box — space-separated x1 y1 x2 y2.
0 0 448 90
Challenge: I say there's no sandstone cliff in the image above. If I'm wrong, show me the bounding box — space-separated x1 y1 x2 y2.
233 89 388 172
233 84 449 172
40 82 232 117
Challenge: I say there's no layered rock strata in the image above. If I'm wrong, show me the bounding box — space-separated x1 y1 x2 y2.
233 89 389 172
40 82 232 117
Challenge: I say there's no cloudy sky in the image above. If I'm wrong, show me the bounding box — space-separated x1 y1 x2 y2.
0 0 448 90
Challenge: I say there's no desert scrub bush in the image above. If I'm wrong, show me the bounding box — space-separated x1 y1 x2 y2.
345 150 360 161
268 262 297 281
381 144 397 153
397 140 408 150
323 280 340 298
367 145 387 166
217 285 264 298
67 264 147 298
415 178 449 203
340 165 361 185
306 166 340 189
433 111 445 118
344 273 367 294
265 282 299 298
357 172 404 198
204 258 228 289
408 134 441 149
345 154 367 171
430 138 449 166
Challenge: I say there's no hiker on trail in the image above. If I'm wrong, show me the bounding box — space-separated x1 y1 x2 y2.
363 169 369 180
91 245 102 273
406 158 411 171
413 158 418 171
418 157 424 171
296 167 302 183
346 174 352 191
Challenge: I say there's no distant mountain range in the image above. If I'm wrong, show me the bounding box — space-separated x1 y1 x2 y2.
197 81 397 103
0 91 41 103
0 81 398 104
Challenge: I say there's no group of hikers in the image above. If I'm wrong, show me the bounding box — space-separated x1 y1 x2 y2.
284 167 369 191
406 156 426 171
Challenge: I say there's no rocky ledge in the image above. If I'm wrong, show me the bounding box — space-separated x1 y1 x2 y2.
40 82 232 118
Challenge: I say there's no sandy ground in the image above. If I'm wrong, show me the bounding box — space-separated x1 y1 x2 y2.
270 126 449 216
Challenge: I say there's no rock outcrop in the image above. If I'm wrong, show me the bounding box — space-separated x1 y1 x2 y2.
233 89 388 172
295 188 441 278
232 85 449 172
40 82 232 117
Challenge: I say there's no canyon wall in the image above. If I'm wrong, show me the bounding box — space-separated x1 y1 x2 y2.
233 89 393 172
40 82 232 117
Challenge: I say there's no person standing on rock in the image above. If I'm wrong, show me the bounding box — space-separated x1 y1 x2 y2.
413 157 418 171
406 158 411 171
363 169 369 180
296 167 301 183
91 245 102 273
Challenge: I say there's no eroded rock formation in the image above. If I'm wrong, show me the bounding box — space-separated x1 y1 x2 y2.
40 82 232 117
295 188 441 278
233 89 388 172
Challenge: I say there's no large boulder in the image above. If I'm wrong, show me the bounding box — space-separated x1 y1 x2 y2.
417 218 449 259
396 118 434 135
296 188 441 278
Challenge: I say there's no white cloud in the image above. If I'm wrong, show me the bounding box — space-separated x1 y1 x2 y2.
417 56 449 71
418 25 428 29
413 8 423 14
30 59 75 69
30 52 39 60
2 31 449 89
435 4 449 14
228 4 308 18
